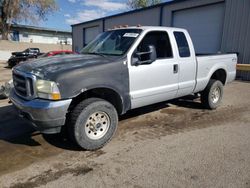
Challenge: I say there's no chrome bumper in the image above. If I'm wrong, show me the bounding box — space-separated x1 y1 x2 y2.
10 89 72 134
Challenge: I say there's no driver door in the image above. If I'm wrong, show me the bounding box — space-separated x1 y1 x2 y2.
129 31 179 109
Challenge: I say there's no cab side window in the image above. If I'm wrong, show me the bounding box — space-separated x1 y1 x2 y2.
174 32 191 58
137 31 173 60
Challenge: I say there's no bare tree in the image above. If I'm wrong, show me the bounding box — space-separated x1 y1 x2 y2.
0 0 57 40
127 0 162 9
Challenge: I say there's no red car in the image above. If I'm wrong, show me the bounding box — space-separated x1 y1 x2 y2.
39 50 77 58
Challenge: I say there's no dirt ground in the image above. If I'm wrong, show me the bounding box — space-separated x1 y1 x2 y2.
0 61 249 188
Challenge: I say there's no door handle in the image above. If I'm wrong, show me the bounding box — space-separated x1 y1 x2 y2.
173 64 178 74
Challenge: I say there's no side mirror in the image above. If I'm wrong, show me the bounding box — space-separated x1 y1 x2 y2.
133 45 157 66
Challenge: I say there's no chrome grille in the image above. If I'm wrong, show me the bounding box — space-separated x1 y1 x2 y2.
13 70 35 99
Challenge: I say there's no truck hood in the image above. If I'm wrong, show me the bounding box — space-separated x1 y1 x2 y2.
15 54 121 79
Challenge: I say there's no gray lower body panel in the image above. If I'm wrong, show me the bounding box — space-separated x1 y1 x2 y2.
9 90 72 134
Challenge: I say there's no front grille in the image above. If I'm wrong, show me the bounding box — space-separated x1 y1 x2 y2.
13 71 35 99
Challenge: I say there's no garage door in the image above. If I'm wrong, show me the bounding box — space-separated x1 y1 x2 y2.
173 3 225 54
84 26 100 46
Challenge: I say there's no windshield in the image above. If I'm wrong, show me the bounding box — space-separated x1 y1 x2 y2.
80 29 142 56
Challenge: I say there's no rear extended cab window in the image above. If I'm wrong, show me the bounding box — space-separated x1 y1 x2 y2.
174 32 191 58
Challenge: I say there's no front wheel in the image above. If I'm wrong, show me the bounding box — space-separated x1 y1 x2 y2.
68 98 118 150
201 79 224 110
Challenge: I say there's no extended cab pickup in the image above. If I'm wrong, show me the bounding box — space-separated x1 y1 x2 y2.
10 27 237 150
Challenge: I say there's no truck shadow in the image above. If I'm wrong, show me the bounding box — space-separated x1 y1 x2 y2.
42 132 82 151
0 105 39 145
0 104 82 151
0 95 203 151
121 95 203 120
0 105 32 138
170 95 203 109
120 101 171 120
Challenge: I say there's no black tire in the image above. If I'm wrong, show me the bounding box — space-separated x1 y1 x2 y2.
201 79 224 110
8 61 16 68
67 98 118 150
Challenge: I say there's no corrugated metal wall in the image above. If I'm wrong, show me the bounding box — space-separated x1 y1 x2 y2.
105 7 161 29
72 20 103 52
172 3 225 54
162 0 224 26
221 0 250 80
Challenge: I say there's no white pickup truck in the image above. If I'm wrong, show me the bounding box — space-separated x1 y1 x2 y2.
10 26 237 150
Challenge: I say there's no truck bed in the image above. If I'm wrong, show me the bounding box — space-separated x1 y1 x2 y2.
194 53 237 93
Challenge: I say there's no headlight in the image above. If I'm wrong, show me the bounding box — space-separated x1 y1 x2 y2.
36 80 61 100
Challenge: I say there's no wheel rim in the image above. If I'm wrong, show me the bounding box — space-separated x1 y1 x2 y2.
85 111 110 140
211 86 221 104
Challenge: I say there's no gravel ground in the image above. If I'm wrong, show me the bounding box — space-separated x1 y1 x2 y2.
0 61 249 188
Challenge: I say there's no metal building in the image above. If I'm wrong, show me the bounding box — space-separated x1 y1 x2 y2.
9 24 72 45
72 0 250 80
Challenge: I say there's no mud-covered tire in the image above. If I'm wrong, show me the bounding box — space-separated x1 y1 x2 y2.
201 79 224 110
68 98 118 150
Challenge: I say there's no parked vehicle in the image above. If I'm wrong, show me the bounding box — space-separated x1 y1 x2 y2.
38 50 77 58
8 48 43 67
9 26 237 150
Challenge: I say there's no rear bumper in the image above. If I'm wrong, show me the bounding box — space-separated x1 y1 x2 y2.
9 89 72 134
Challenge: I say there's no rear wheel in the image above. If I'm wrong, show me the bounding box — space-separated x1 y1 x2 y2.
201 79 224 109
68 98 118 150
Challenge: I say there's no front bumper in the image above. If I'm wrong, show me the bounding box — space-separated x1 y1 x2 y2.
8 57 27 67
8 58 18 67
9 89 72 134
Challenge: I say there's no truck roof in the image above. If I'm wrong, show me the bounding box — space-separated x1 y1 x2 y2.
110 26 187 32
